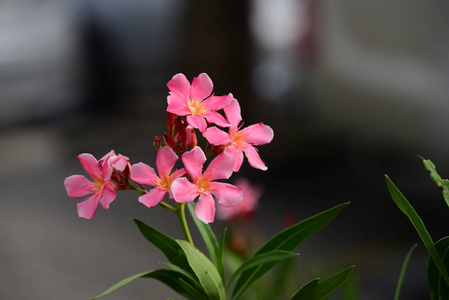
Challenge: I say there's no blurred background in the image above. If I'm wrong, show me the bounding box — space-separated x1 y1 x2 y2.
1 0 449 299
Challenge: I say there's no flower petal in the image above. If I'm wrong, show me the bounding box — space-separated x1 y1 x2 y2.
139 188 167 208
240 123 274 145
110 154 129 171
203 127 231 146
243 145 267 171
181 147 206 182
203 93 233 111
223 97 242 127
171 177 199 203
194 192 216 224
99 182 116 209
77 153 101 180
203 152 234 181
190 73 213 100
186 115 207 132
167 94 190 116
210 182 243 207
131 162 159 186
205 111 231 128
156 146 179 177
77 193 100 219
167 73 191 98
224 146 244 172
64 175 95 198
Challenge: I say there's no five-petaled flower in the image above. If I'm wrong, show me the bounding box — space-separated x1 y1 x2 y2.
203 98 274 171
131 146 185 208
167 73 232 132
171 147 243 223
64 151 128 219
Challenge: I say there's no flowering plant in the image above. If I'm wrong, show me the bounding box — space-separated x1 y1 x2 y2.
65 73 353 300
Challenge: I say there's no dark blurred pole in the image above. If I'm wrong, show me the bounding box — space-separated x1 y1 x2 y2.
185 0 252 118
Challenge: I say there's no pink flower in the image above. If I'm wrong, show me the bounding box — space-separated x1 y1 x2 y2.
166 73 232 132
99 150 129 172
217 178 261 220
131 146 185 208
203 98 274 171
65 152 122 219
171 147 243 223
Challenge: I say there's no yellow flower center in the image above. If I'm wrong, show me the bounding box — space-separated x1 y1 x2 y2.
231 131 246 147
197 177 211 193
159 175 171 190
187 98 207 116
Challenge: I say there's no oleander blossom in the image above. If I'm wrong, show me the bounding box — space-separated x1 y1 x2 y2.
217 177 261 220
203 98 274 171
171 147 243 223
131 146 185 208
64 151 129 219
166 73 232 132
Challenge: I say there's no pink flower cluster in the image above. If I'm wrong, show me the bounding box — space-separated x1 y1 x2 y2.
64 73 273 223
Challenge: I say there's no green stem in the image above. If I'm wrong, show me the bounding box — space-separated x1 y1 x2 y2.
176 203 194 245
159 201 177 213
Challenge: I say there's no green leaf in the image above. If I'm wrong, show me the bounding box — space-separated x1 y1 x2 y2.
268 257 297 299
290 265 355 300
178 277 209 300
186 203 219 265
394 243 418 300
176 240 227 300
217 227 227 284
229 250 298 285
428 236 449 300
133 219 190 271
422 158 449 207
385 176 449 287
232 202 349 300
91 269 195 300
290 278 320 299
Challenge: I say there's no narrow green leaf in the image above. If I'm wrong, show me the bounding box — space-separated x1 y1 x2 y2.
385 176 449 287
290 265 355 300
290 278 320 299
176 240 226 300
428 236 449 300
133 219 190 271
269 257 297 299
161 262 203 291
229 250 298 285
217 227 227 284
186 202 219 265
91 269 194 300
422 158 449 208
178 277 209 300
394 243 418 300
232 202 349 300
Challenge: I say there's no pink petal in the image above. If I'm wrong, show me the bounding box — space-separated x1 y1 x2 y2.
194 192 216 224
203 93 233 111
99 182 116 209
167 94 190 116
240 123 274 145
156 146 179 177
77 193 100 219
138 188 167 208
131 162 159 186
110 154 129 171
243 145 267 171
203 127 231 145
205 111 231 128
210 182 243 207
203 152 234 181
167 73 191 98
170 168 186 181
224 146 244 172
171 177 199 203
78 153 101 180
190 73 213 100
223 97 242 127
64 175 95 198
181 147 206 182
186 115 207 132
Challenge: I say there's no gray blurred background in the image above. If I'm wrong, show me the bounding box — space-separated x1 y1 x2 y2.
1 0 449 299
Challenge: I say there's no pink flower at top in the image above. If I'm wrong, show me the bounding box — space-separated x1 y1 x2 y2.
217 178 261 220
203 98 274 172
64 151 128 219
171 147 243 224
166 73 232 132
131 146 185 208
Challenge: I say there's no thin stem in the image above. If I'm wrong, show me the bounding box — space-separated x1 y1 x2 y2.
176 203 194 246
159 201 177 213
